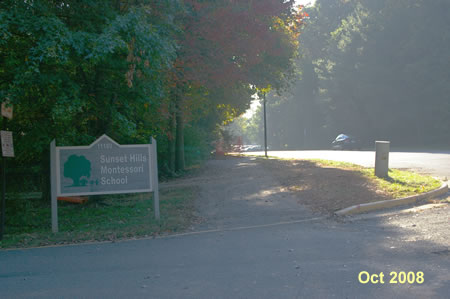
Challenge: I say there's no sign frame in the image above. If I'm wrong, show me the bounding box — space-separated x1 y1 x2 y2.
55 135 153 196
50 135 160 233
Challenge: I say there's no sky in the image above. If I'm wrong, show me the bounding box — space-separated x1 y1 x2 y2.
294 0 316 7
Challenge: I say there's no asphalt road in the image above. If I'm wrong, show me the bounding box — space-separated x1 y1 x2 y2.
1 154 449 298
243 150 450 180
1 205 449 299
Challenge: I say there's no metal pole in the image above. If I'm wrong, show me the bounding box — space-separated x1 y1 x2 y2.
263 93 268 158
0 117 6 240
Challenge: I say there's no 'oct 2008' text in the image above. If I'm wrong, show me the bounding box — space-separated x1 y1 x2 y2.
358 271 424 284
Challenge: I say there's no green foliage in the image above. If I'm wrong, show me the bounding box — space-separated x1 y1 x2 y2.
227 111 264 145
315 0 450 146
0 0 177 139
238 0 450 149
0 0 304 189
184 125 213 167
0 0 179 184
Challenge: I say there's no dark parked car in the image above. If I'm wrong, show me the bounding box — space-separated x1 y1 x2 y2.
331 134 361 150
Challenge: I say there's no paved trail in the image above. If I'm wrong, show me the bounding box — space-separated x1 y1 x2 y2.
190 157 316 230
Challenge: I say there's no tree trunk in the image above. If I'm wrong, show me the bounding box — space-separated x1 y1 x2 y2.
175 97 185 171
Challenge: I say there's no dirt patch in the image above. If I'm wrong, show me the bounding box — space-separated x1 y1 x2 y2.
259 158 391 213
162 156 394 229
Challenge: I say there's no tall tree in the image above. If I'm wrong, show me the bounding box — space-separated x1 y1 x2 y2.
0 0 179 196
168 0 306 170
245 0 450 149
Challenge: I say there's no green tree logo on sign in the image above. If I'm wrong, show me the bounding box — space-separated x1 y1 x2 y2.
63 155 92 187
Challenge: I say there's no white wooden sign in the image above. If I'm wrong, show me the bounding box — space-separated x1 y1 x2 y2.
1 130 14 157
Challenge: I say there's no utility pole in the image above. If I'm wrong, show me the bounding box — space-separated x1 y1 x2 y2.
263 92 268 158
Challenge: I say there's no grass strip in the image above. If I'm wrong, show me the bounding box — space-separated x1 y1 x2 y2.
237 154 442 198
0 186 199 249
309 159 442 198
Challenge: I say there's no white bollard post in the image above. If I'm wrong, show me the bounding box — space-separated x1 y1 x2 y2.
375 141 390 178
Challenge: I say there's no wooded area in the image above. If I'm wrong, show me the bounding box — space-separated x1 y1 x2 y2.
232 0 450 150
0 0 306 196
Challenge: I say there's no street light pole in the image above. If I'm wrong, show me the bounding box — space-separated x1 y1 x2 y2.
263 92 268 158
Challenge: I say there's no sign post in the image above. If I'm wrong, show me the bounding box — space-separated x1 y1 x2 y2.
0 102 13 241
263 92 268 158
50 135 160 232
150 137 160 221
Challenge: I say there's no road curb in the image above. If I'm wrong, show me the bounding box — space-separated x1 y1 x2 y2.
335 182 449 216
